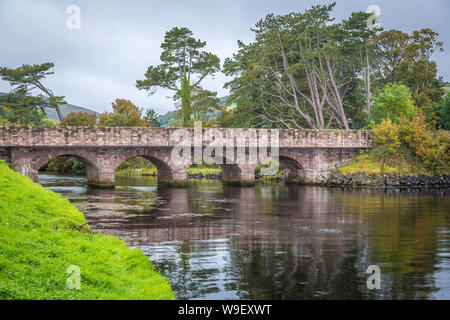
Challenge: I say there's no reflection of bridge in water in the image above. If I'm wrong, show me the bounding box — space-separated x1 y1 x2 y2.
76 181 447 300
0 126 372 186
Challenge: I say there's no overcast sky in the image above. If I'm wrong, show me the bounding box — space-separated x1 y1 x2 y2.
1 0 449 115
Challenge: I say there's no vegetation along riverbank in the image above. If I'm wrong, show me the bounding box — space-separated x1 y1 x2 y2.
0 161 175 299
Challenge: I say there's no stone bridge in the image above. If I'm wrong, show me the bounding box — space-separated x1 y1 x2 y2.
0 126 373 187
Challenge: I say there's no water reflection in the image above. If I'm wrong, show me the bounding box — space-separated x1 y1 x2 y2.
39 174 450 300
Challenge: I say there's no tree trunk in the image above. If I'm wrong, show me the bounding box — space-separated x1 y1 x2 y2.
365 42 371 115
54 104 64 122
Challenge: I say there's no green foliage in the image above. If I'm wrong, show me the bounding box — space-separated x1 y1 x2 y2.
371 83 416 123
372 119 402 173
116 156 155 171
370 113 449 175
61 112 97 127
0 87 47 125
99 99 147 127
40 156 86 174
372 29 445 108
0 62 66 120
136 27 220 126
179 73 192 124
433 93 450 130
0 162 174 299
143 108 160 127
398 112 449 174
40 117 59 127
223 4 379 129
337 150 427 176
0 116 11 125
188 159 222 175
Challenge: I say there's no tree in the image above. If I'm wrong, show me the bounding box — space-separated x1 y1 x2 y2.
342 11 380 115
189 87 220 122
372 29 445 107
0 63 66 121
143 108 160 127
224 4 372 129
99 99 147 127
371 83 416 123
136 27 220 125
0 87 47 125
60 112 97 126
434 93 450 130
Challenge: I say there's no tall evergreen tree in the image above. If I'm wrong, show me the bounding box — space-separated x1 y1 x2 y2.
136 27 220 125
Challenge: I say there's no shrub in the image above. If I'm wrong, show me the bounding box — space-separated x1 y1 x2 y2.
371 112 449 174
61 112 97 126
399 112 449 174
372 119 402 174
371 83 416 123
40 117 59 126
0 115 11 125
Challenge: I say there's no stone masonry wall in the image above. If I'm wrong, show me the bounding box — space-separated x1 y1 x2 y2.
0 126 373 187
0 126 373 149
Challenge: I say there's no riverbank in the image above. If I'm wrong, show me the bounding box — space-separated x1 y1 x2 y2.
325 172 450 187
0 161 175 299
323 152 450 188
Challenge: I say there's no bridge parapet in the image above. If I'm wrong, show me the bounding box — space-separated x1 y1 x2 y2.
0 126 373 149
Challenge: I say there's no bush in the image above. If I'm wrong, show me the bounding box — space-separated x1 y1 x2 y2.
61 112 97 126
371 83 416 123
398 112 449 174
99 99 147 127
40 117 59 126
372 119 402 174
372 112 449 174
0 116 11 125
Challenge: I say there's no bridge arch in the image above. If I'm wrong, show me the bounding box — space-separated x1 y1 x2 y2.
257 152 306 184
190 155 243 184
12 149 102 185
111 148 192 186
279 156 305 183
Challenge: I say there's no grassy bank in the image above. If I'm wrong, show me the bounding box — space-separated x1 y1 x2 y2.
0 161 175 300
116 167 157 177
336 150 446 176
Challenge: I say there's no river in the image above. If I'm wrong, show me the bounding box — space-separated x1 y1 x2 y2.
39 173 450 300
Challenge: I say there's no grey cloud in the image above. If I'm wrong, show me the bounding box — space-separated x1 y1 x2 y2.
1 0 448 114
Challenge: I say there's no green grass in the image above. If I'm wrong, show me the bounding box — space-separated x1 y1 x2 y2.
336 151 429 176
187 167 221 175
116 167 158 177
0 161 175 300
444 85 450 93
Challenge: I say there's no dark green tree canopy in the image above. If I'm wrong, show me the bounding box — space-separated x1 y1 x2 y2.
136 27 220 94
0 63 66 120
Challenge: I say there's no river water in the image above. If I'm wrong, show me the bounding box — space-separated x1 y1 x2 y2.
39 174 450 300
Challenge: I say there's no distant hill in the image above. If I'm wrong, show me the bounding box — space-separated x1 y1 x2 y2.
43 103 99 121
0 92 99 122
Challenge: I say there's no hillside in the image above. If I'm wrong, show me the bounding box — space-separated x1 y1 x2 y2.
43 103 99 121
